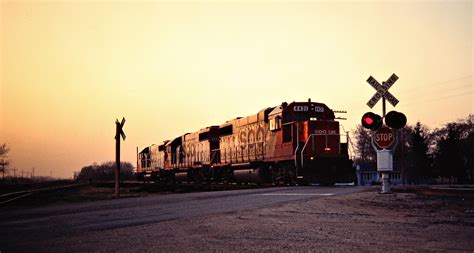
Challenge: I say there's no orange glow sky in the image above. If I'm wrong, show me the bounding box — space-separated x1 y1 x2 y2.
1 1 472 178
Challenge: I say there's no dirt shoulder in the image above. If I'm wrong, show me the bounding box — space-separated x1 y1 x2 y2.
35 186 474 252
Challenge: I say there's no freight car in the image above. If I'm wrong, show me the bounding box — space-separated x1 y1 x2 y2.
137 99 355 185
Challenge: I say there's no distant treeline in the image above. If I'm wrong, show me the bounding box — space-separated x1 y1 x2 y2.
354 115 474 184
76 161 135 182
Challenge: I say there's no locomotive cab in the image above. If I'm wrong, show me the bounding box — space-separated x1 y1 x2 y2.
137 146 151 180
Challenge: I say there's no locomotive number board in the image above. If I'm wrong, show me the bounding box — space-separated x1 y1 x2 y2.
293 105 324 112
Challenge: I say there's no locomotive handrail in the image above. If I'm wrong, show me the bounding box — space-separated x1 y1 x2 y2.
300 132 340 170
210 148 220 165
339 124 354 158
294 122 299 176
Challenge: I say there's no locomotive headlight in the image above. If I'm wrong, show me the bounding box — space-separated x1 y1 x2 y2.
310 156 314 160
324 147 331 151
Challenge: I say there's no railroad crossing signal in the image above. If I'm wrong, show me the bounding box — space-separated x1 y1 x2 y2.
115 117 126 198
116 117 126 141
366 73 399 108
363 73 406 194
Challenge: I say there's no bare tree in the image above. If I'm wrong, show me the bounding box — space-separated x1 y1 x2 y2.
0 144 10 180
353 125 376 162
76 161 135 182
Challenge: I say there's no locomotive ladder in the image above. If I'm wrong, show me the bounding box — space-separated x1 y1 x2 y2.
298 132 341 175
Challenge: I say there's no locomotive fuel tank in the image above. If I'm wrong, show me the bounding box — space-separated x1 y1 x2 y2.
232 168 270 184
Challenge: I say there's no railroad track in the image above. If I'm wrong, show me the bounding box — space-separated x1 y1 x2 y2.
93 180 274 193
393 185 474 197
0 183 87 205
0 180 298 207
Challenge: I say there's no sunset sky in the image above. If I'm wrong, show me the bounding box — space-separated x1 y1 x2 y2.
1 1 472 178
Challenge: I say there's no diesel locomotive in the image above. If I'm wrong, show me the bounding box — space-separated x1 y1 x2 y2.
137 99 355 185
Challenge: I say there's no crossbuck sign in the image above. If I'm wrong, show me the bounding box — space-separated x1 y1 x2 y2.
366 73 399 108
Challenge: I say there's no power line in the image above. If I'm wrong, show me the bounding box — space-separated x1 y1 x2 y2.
399 74 472 106
398 74 472 94
403 90 473 106
401 81 472 99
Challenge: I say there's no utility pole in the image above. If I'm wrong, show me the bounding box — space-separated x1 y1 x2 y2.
115 117 126 198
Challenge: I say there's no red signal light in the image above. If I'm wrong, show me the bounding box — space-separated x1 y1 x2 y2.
361 112 382 130
363 117 374 125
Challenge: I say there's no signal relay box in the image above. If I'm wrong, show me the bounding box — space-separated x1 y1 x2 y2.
377 150 393 172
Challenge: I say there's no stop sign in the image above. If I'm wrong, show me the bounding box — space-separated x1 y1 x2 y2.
374 126 395 149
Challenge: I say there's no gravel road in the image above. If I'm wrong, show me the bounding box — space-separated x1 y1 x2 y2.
1 186 473 252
